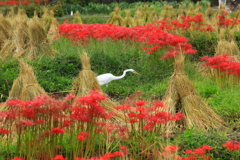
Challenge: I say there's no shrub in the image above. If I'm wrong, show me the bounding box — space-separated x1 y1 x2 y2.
0 59 19 102
177 128 231 159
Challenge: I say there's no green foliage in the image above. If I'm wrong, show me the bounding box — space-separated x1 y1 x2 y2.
82 15 108 24
0 59 19 102
12 3 43 17
186 32 218 59
177 128 231 159
207 87 240 121
234 31 240 47
62 1 164 15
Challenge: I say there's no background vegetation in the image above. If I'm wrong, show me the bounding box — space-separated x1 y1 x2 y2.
0 0 239 158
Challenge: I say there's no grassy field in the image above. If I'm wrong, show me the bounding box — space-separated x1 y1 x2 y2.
0 1 240 159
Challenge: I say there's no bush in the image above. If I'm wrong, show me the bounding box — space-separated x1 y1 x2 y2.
186 32 218 60
177 128 231 159
0 59 19 102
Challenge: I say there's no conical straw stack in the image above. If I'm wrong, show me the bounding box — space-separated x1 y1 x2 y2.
71 52 125 123
72 52 101 97
0 14 29 60
123 10 135 27
72 11 83 24
0 14 12 56
16 18 55 60
162 53 224 131
9 60 46 101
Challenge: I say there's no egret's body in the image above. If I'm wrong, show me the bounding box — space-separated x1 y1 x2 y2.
96 69 139 87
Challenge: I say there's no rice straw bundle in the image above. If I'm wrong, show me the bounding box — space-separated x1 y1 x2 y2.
0 14 12 55
9 60 46 101
71 52 101 97
186 3 196 17
212 3 229 26
148 6 158 23
159 4 168 20
72 11 83 24
161 53 224 131
107 6 124 26
215 29 240 59
234 5 240 19
15 18 55 60
47 21 59 42
166 5 176 20
194 2 202 15
123 10 135 27
0 14 29 60
134 6 145 25
42 10 57 32
176 4 185 20
6 9 15 20
71 52 125 123
142 5 150 24
205 2 214 24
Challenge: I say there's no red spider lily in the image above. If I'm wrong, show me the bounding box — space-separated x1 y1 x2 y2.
11 158 24 160
51 127 66 134
71 90 112 122
120 146 129 154
200 54 240 77
63 120 72 127
75 150 124 160
54 155 67 160
153 101 166 108
223 140 240 151
17 120 35 126
0 128 11 134
77 131 90 141
179 145 213 160
0 1 31 6
34 119 45 125
115 104 131 111
65 93 76 100
135 100 147 107
58 23 195 55
159 145 179 156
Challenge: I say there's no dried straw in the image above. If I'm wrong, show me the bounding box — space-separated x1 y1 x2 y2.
72 11 83 24
123 10 135 27
133 6 145 25
42 10 57 32
9 60 46 101
161 53 224 131
17 18 55 60
205 2 214 24
0 14 12 57
107 6 124 26
71 52 125 123
0 14 29 60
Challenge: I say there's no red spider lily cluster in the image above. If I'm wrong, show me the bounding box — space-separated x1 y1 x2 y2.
53 148 128 160
154 14 240 32
115 100 184 131
0 0 49 6
179 145 213 160
158 144 213 160
58 23 197 56
223 140 240 151
200 54 240 77
0 90 183 159
0 0 30 5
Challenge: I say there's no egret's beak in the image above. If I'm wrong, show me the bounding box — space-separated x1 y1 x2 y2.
134 71 140 75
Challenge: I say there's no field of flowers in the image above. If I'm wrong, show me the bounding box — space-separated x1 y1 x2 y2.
0 1 240 160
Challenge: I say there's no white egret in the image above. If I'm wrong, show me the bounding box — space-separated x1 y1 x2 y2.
96 69 140 87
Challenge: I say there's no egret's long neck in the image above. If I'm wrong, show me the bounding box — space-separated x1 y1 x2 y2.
114 70 129 80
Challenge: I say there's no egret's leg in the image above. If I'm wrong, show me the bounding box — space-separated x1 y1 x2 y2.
106 84 109 94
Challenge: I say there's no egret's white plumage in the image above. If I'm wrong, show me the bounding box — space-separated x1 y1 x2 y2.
96 69 140 87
